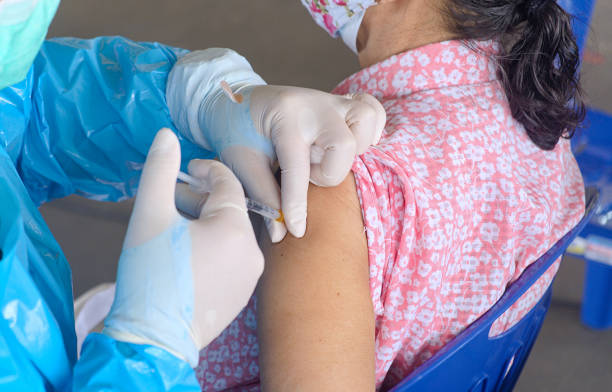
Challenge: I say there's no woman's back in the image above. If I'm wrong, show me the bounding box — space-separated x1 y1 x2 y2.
333 39 585 388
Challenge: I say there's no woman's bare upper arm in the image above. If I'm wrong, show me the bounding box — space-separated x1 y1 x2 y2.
257 174 374 391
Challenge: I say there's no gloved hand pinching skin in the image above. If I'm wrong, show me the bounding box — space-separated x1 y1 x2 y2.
166 49 386 243
103 128 264 367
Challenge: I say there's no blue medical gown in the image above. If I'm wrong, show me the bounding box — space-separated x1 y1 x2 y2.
0 36 214 391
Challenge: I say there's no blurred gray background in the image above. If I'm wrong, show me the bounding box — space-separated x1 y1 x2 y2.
43 0 612 390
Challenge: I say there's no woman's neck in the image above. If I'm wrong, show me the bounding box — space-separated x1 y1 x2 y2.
357 0 454 68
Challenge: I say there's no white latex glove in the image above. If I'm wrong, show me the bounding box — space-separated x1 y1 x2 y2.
103 128 264 367
167 49 386 242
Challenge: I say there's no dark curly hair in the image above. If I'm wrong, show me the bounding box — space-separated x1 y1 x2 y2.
444 0 585 150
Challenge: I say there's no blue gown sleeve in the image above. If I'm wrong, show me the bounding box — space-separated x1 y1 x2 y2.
19 36 214 206
73 333 200 391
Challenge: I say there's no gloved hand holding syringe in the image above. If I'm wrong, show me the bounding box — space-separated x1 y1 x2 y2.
177 171 284 223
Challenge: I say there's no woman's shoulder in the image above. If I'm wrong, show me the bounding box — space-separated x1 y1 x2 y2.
353 86 584 250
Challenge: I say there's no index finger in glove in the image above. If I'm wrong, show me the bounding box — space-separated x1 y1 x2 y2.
219 146 288 243
344 92 386 154
175 183 209 219
274 131 310 238
187 159 249 220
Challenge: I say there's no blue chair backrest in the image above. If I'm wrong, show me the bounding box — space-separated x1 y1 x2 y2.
389 187 598 392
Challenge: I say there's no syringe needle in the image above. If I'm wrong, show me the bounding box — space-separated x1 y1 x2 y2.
245 198 283 222
177 171 283 222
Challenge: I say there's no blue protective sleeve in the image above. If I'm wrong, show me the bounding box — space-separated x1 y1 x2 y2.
18 36 214 205
73 333 200 391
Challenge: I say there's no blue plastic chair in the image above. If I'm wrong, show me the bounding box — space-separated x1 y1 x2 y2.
389 187 599 392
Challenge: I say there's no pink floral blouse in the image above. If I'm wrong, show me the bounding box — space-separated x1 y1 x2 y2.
194 40 585 391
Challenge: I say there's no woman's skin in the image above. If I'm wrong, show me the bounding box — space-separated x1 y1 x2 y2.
257 176 373 390
358 0 454 67
256 1 453 390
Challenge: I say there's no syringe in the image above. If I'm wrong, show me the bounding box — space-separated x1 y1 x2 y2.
177 171 284 222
